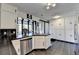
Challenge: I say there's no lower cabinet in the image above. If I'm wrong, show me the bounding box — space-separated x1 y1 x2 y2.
12 38 32 55
32 36 51 49
34 37 45 49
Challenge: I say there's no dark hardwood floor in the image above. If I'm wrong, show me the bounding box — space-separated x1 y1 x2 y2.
29 41 78 55
0 39 79 55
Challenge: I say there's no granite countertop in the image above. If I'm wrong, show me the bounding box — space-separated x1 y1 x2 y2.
19 37 32 41
33 34 50 36
14 37 32 41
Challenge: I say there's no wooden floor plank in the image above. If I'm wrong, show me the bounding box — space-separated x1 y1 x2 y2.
29 41 78 55
0 40 78 55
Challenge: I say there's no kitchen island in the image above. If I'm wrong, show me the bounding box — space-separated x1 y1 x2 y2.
12 34 51 55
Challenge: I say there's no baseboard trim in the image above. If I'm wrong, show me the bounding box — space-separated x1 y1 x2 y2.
51 38 78 44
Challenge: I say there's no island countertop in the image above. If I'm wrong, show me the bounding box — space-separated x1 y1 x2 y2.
32 34 50 36
12 37 32 41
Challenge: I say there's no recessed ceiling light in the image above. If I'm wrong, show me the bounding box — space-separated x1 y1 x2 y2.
47 3 51 6
46 6 50 10
45 3 56 10
53 15 61 19
52 3 56 7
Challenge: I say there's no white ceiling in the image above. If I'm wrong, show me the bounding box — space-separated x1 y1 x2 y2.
8 3 79 20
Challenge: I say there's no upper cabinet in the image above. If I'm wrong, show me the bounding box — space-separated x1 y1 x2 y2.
0 4 17 29
52 18 64 30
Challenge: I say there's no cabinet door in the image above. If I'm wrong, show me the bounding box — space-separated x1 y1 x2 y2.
65 30 75 42
65 17 74 30
53 18 64 30
57 18 64 29
51 29 57 39
49 23 54 38
12 40 21 55
52 20 58 29
57 30 65 41
45 36 51 49
34 36 45 49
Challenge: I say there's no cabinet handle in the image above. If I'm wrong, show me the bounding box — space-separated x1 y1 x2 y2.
75 38 77 40
43 42 44 46
59 34 61 36
59 23 61 25
15 20 16 23
70 34 72 37
18 48 20 52
70 22 72 24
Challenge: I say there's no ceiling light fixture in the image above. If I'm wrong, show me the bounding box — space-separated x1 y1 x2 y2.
52 3 56 7
53 15 61 19
46 3 56 10
46 6 50 10
47 3 51 6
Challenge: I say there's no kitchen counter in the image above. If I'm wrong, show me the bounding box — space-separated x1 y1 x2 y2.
33 34 50 36
16 37 32 41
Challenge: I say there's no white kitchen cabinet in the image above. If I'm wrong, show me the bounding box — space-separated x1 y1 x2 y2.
52 18 64 30
65 30 75 42
32 36 51 49
12 40 21 55
45 36 51 49
50 16 78 43
34 36 45 49
0 4 17 29
64 16 77 43
12 37 32 55
64 17 75 30
57 18 64 30
52 29 64 41
51 29 57 39
56 30 65 41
